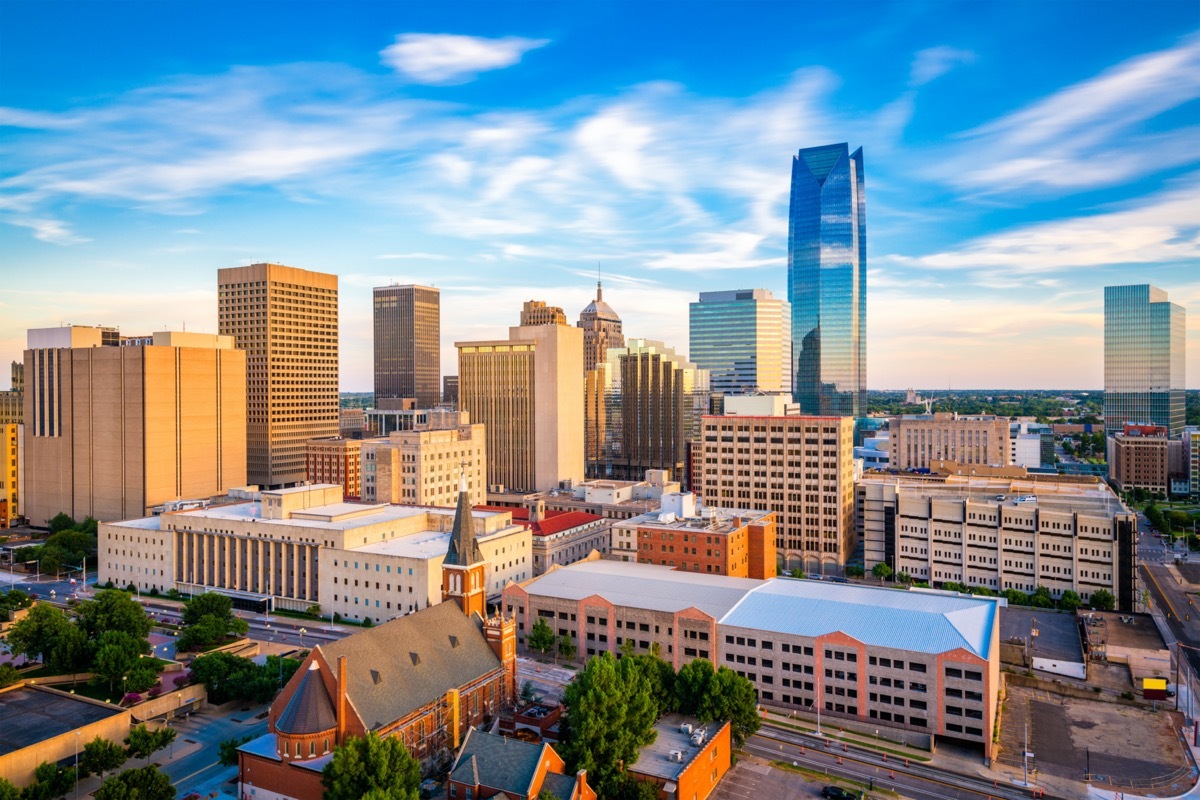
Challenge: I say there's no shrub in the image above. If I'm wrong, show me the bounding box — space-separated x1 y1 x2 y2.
173 674 190 689
148 685 163 698
122 693 143 706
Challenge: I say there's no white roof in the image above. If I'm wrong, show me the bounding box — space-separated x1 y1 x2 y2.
720 579 998 660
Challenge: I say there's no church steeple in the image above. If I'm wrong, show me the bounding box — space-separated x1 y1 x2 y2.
442 464 487 618
445 467 483 567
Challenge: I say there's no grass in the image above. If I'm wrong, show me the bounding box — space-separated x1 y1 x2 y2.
770 760 901 798
762 718 931 762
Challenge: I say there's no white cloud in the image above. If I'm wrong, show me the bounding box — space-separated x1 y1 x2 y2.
910 46 976 86
10 217 90 245
380 34 549 84
376 252 450 260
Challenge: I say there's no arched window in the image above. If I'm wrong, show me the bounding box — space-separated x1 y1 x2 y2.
310 741 316 756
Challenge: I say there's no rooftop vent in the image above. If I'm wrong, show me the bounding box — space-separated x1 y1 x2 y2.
410 652 421 666
371 669 382 685
449 635 460 648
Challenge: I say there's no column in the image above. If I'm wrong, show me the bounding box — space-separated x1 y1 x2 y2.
256 540 264 594
305 546 313 601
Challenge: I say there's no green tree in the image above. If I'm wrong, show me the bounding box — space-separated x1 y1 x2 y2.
520 680 537 704
80 737 128 780
1004 588 1030 607
47 512 76 534
93 765 175 800
0 663 20 688
1058 590 1082 612
0 777 17 800
75 590 151 642
629 653 675 717
124 725 176 766
177 592 248 651
48 623 90 680
21 761 73 800
697 667 760 748
557 632 577 662
872 562 893 581
0 588 33 617
124 665 161 694
526 616 556 659
844 565 865 578
320 732 421 800
6 602 71 665
895 571 912 584
1029 586 1055 609
218 734 255 767
91 630 147 692
1090 589 1116 611
673 658 715 717
788 568 804 578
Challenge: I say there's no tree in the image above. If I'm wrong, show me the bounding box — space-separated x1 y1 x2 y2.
177 592 247 650
1029 586 1055 609
21 761 73 800
673 658 715 717
219 734 255 767
788 568 804 578
520 680 537 704
1004 588 1030 607
0 777 17 800
697 667 760 748
527 617 555 659
75 590 152 642
872 562 893 582
124 665 161 694
320 732 421 800
629 653 675 717
81 737 128 780
94 766 175 800
845 565 865 578
49 623 90 680
1090 589 1116 611
1058 590 1082 612
557 632 577 662
48 512 76 534
91 630 147 692
125 724 176 766
0 663 20 688
895 571 912 584
6 602 72 665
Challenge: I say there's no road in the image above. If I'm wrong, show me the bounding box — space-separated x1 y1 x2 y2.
157 702 270 795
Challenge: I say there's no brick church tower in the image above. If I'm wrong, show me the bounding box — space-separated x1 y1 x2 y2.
442 468 488 618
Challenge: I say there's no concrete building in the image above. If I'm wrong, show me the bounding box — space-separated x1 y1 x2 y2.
237 602 518 800
98 484 530 621
857 474 1137 610
577 281 625 373
696 396 855 573
457 324 584 493
630 715 731 800
587 338 710 485
889 414 1012 472
487 469 680 522
305 437 363 499
520 299 568 327
338 408 366 439
1104 284 1186 436
479 501 608 576
0 361 21 425
373 284 440 408
503 559 1001 755
360 411 486 507
218 263 339 489
1012 433 1047 469
1108 424 1183 497
689 289 791 395
1 423 17 528
611 491 777 579
448 728 595 800
23 327 246 525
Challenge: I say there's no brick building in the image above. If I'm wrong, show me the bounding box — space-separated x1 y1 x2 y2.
629 715 731 800
447 728 595 800
479 501 609 576
305 437 363 499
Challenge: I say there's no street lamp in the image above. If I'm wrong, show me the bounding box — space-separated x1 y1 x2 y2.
298 627 307 646
74 730 80 800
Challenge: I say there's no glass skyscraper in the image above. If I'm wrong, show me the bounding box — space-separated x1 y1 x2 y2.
788 143 866 417
1104 284 1186 435
374 284 441 408
689 289 791 395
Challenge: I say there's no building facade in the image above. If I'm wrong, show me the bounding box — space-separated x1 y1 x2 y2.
457 324 584 493
520 299 568 327
1107 424 1182 497
858 475 1137 610
23 328 247 525
689 289 791 396
577 281 624 373
696 399 855 573
788 143 867 418
487 469 680 522
305 437 364 499
218 263 338 489
0 423 16 528
373 284 441 409
1104 284 1186 436
890 414 1012 472
443 375 459 406
480 500 609 576
0 361 22 425
360 411 486 506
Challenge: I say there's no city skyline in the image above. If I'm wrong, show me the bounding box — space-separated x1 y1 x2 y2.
1 2 1198 390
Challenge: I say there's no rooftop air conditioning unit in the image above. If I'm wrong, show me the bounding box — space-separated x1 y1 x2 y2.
680 723 693 734
669 750 684 762
691 733 704 746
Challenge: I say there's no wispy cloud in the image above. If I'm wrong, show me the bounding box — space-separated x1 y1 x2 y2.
909 46 976 86
380 34 549 84
376 252 450 260
10 217 90 245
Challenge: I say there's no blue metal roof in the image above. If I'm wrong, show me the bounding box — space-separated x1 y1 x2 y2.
720 580 998 660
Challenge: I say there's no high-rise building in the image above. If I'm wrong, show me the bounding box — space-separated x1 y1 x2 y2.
218 263 338 489
689 289 791 395
577 281 624 373
443 375 459 406
457 324 584 493
587 338 710 484
0 362 22 425
373 284 440 408
889 413 1012 472
519 300 568 327
1104 285 1186 436
788 143 866 417
361 410 486 507
23 328 247 524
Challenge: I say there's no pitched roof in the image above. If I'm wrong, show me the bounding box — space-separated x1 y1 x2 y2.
446 487 484 566
540 771 579 799
477 506 602 537
720 580 999 660
450 728 546 796
316 602 501 730
276 662 337 735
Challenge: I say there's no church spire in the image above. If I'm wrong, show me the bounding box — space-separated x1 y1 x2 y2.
445 462 483 567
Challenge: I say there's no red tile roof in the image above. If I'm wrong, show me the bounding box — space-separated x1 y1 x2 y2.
475 505 603 537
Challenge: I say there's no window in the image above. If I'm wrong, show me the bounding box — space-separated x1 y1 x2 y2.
945 667 962 679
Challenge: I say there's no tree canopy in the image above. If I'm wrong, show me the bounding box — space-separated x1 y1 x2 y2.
320 732 421 800
81 736 129 779
94 765 175 800
177 592 248 651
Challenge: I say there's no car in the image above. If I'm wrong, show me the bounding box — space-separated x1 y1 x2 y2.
822 787 857 800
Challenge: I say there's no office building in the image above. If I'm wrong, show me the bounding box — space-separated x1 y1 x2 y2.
520 299 568 327
0 362 22 425
361 410 486 506
788 143 867 417
689 289 791 395
237 602 517 800
588 338 710 485
457 324 584 493
0 423 16 528
218 263 338 489
890 414 1012 472
305 437 364 499
1107 424 1184 497
1104 284 1186 436
697 396 855 573
23 327 246 525
578 281 625 373
487 469 680 522
373 284 440 408
610 491 777 579
857 474 1137 610
443 375 459 406
503 559 1000 756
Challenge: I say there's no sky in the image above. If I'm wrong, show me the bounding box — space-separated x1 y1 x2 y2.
1 0 1198 392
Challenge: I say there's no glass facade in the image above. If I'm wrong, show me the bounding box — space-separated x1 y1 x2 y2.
689 289 791 395
788 143 866 417
373 285 441 408
1104 284 1186 435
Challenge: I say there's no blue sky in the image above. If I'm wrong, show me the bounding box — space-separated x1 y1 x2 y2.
1 0 1197 391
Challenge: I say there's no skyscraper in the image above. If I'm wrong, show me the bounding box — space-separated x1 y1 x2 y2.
519 300 568 327
1104 284 1186 435
578 281 624 372
373 284 440 408
788 143 866 417
689 289 791 395
218 263 338 489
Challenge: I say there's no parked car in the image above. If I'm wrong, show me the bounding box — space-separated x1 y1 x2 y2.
822 787 858 800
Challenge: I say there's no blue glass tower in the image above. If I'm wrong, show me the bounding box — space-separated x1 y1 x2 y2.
788 143 866 417
1104 284 1186 435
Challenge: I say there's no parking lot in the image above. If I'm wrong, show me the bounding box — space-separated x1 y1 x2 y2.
709 757 818 800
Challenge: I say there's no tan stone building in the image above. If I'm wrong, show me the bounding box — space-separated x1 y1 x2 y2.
520 299 568 327
305 437 363 499
22 327 247 525
696 397 855 573
487 469 679 521
98 484 530 621
0 423 16 528
480 500 609 575
0 361 22 425
1107 424 1182 497
360 411 486 506
457 325 584 493
857 474 1138 610
218 263 338 489
577 281 624 373
890 413 1012 472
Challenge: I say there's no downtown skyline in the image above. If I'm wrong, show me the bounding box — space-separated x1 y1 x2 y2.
1 1 1198 391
